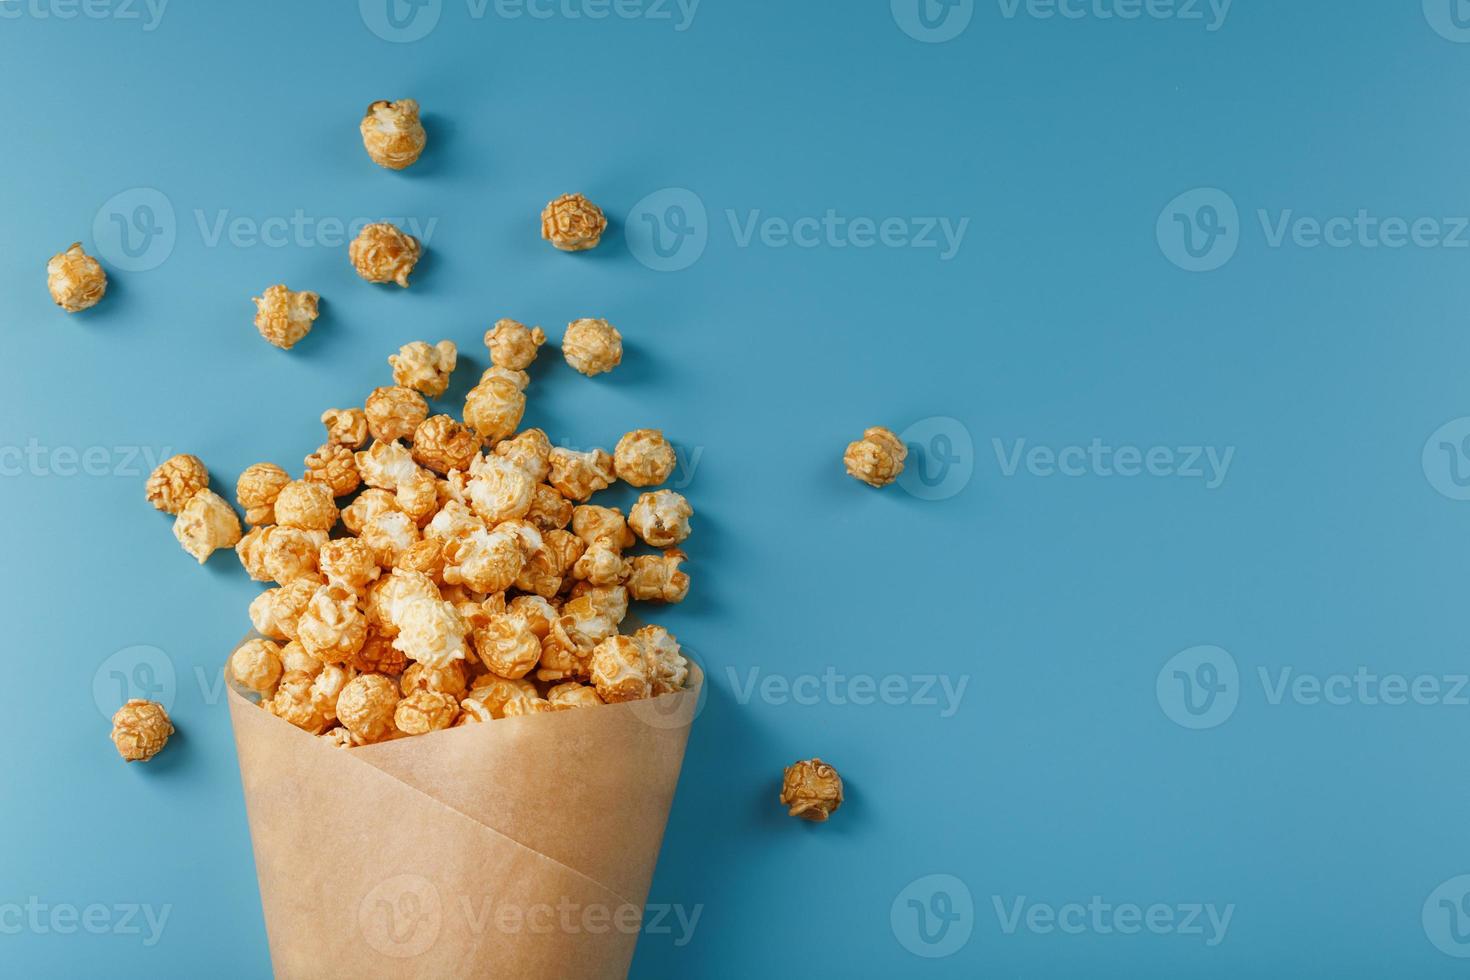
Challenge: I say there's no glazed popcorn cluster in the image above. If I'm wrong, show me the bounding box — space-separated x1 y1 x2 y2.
195 330 696 746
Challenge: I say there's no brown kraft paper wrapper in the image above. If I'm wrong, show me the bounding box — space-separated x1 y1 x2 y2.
227 664 702 979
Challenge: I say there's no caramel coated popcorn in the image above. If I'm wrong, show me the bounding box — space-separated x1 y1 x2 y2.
321 408 369 449
627 549 689 603
252 284 319 350
230 638 284 697
395 690 459 734
273 480 339 532
390 340 457 397
629 489 692 547
145 454 209 515
173 489 242 563
304 443 362 497
590 636 652 703
237 463 291 526
541 193 607 252
614 429 676 487
780 758 844 822
351 222 422 288
463 373 526 444
392 598 469 668
298 584 368 664
336 674 400 744
110 700 173 762
361 98 426 170
485 319 547 371
365 386 429 443
561 318 622 377
548 447 615 502
844 426 907 488
412 415 480 474
47 243 106 313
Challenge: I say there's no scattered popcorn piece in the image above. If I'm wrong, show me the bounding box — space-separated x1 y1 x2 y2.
389 340 457 397
230 638 284 698
400 660 468 698
355 439 420 492
146 454 210 515
304 443 362 497
780 758 844 822
266 671 332 734
341 489 399 534
571 505 635 550
515 528 583 598
173 489 242 563
280 639 323 676
273 480 339 532
628 489 692 547
348 629 406 676
465 674 538 718
297 584 368 665
320 539 381 595
336 673 400 744
424 498 485 542
844 426 907 488
573 537 631 586
590 635 652 703
541 193 607 252
236 463 291 526
525 483 574 531
269 576 325 642
492 428 552 484
351 222 422 288
463 373 527 444
547 447 615 502
321 408 370 449
311 664 355 724
361 509 421 567
47 243 106 313
484 319 547 371
465 454 536 524
395 537 446 581
365 386 429 443
633 625 689 694
471 611 542 679
412 415 480 475
537 589 622 682
238 525 328 584
366 569 441 637
443 522 534 593
453 698 495 725
392 598 469 668
249 590 287 640
627 549 689 603
252 284 319 350
613 429 677 487
361 98 426 170
395 689 459 735
561 318 622 377
547 682 605 709
110 700 173 762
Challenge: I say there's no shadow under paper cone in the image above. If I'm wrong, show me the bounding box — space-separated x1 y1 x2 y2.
228 666 702 980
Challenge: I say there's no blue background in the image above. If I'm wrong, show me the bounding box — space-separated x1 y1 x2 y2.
2 0 1468 976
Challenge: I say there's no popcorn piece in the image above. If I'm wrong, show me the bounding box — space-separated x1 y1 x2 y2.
463 374 527 444
279 639 323 676
412 415 480 475
484 319 546 371
454 698 495 726
628 489 692 547
47 243 106 313
465 454 535 524
547 447 615 502
541 193 607 252
391 598 469 668
321 408 369 449
365 386 429 443
561 318 622 376
355 440 420 492
627 549 689 603
145 454 209 515
546 682 605 709
236 463 291 526
507 594 557 637
395 537 446 582
351 222 422 288
266 671 332 734
471 612 542 679
614 430 676 488
590 635 652 703
360 509 421 567
273 480 339 532
297 584 368 665
173 489 242 563
633 625 689 694
515 528 583 598
229 638 284 697
268 576 325 642
424 498 485 542
319 539 380 594
304 443 362 497
252 284 319 350
336 674 400 744
311 664 356 723
525 483 574 532
780 758 844 822
571 505 634 550
389 340 457 397
238 525 328 584
341 489 399 534
110 700 172 762
465 674 538 718
493 428 552 484
366 569 441 637
361 98 426 170
573 537 631 587
320 727 355 748
395 690 459 734
395 466 441 525
349 628 408 676
249 590 287 640
844 426 907 488
443 522 535 593
400 660 468 698
503 697 564 717
536 589 622 682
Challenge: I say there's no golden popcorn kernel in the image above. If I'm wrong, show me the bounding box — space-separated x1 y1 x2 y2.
547 447 615 502
366 568 442 636
252 284 319 350
351 222 422 288
296 584 368 665
507 594 557 638
341 489 399 535
844 426 907 488
395 689 459 735
463 374 527 445
525 482 574 532
780 758 844 822
412 415 480 475
304 443 362 498
273 480 339 532
47 243 106 313
336 673 401 744
471 612 542 680
561 318 622 376
424 498 485 543
590 635 653 703
361 98 426 170
546 682 605 709
390 340 457 397
110 699 173 762
355 439 420 492
502 696 566 717
173 489 242 564
633 625 689 694
319 538 381 594
349 628 408 676
321 407 369 449
465 674 538 718
391 598 469 669
145 453 209 515
443 524 533 594
628 489 692 548
266 671 332 734
230 638 284 698
627 549 689 603
572 538 631 587
492 428 552 484
320 726 356 748
249 590 288 641
236 463 291 526
395 537 446 582
279 639 324 676
465 454 536 525
365 385 429 443
311 664 356 724
361 509 421 568
484 318 547 371
453 697 495 726
541 192 607 252
571 504 635 551
514 528 583 598
400 659 468 698
614 429 676 488
238 525 328 585
268 576 326 642
396 465 441 525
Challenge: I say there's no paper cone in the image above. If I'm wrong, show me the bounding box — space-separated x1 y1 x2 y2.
228 666 702 980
